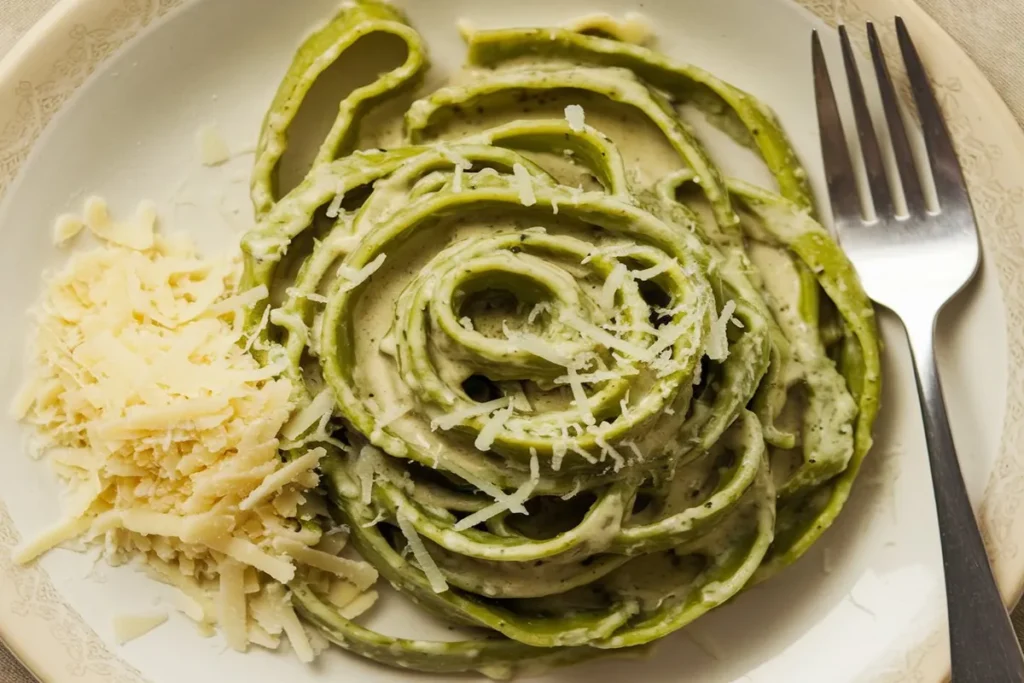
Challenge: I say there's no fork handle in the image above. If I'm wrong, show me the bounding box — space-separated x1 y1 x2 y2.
905 313 1024 682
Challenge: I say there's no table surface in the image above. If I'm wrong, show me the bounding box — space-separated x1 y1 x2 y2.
0 0 1022 680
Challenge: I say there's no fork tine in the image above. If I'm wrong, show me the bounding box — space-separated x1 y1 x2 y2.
812 30 863 228
895 17 970 211
866 22 928 218
839 25 894 220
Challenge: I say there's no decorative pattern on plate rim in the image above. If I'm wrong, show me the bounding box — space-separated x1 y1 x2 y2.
0 0 1021 681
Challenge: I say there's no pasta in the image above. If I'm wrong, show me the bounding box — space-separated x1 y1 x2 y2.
241 1 881 677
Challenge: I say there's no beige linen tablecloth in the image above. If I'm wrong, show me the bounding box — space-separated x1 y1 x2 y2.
0 0 1023 680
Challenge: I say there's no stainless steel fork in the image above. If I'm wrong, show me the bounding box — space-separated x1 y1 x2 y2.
812 19 1024 682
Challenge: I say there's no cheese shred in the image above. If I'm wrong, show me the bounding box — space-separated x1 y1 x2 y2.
397 509 448 594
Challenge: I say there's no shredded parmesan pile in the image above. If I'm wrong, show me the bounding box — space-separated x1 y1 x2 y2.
12 198 377 659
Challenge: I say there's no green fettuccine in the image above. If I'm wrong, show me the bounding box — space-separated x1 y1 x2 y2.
241 2 880 677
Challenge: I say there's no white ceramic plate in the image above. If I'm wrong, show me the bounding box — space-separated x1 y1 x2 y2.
2 1 1024 682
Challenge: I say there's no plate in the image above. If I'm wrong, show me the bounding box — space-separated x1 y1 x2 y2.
1 1 1023 682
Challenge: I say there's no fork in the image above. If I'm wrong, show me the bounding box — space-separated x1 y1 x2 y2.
812 18 1024 682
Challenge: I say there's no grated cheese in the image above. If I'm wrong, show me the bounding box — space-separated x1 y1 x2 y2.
325 183 346 219
503 323 572 366
113 611 169 645
560 479 582 500
354 445 382 505
90 510 233 544
512 163 536 206
633 259 673 281
706 300 736 361
245 303 272 354
83 196 156 250
197 123 232 166
248 623 281 650
208 537 296 584
474 405 513 452
144 557 216 625
337 253 386 292
564 104 586 132
551 442 568 471
649 349 683 379
397 508 448 593
286 287 328 305
13 516 93 564
431 396 511 432
562 365 595 426
272 537 378 591
555 369 634 385
600 263 629 312
173 590 210 624
325 579 362 609
581 243 644 265
280 388 335 442
561 314 654 362
240 448 325 511
278 591 316 663
443 460 527 515
53 214 85 246
619 389 632 419
453 451 539 531
648 320 696 359
528 302 552 324
207 285 269 317
339 589 378 619
219 558 249 652
594 435 625 471
567 440 598 465
435 143 473 171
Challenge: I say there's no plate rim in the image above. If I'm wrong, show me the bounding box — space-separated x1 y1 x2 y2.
1 0 1023 681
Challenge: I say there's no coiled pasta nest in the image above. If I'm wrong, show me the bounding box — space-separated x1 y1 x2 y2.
242 1 881 677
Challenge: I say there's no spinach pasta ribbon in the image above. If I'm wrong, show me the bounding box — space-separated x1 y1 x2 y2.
240 2 881 677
